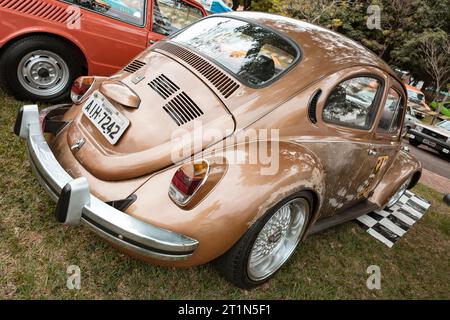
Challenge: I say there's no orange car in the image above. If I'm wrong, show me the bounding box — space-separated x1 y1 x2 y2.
0 0 207 102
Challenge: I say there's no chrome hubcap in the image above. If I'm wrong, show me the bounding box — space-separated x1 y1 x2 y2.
17 50 69 96
247 198 309 281
386 178 411 208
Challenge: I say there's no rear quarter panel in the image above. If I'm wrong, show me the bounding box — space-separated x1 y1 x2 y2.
124 141 326 267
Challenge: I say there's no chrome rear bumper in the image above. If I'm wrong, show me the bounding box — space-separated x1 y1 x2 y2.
16 105 198 261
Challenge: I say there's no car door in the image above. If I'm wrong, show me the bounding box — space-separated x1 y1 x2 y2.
368 77 406 190
148 0 205 44
60 0 150 75
307 68 388 217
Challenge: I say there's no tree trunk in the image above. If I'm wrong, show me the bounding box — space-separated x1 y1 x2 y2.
432 82 441 125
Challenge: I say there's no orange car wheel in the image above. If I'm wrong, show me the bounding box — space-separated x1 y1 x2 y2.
0 35 82 102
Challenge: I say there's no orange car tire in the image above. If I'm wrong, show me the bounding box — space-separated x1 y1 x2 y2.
0 35 82 102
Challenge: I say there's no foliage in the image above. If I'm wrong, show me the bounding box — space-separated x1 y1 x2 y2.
419 34 450 96
249 0 450 89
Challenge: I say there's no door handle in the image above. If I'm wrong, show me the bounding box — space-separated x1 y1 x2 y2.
368 149 378 156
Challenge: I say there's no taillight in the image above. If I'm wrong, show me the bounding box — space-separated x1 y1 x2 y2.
71 76 95 103
169 160 210 206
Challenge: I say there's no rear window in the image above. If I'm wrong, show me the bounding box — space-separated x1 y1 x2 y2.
171 17 299 87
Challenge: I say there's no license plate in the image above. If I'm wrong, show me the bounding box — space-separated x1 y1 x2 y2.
422 139 436 147
82 91 130 145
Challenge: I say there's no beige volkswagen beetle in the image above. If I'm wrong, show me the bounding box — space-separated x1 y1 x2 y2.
15 12 421 288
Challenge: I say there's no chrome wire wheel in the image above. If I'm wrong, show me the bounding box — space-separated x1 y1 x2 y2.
247 198 309 281
17 50 70 97
386 177 411 208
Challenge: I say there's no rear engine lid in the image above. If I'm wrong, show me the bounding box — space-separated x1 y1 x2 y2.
66 51 235 181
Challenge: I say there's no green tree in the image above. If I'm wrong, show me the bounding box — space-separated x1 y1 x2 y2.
249 0 450 89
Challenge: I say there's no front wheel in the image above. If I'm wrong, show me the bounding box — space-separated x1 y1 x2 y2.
0 35 82 102
214 192 312 289
409 138 420 147
439 150 450 160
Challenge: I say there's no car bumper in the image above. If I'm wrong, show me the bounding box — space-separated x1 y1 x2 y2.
15 105 199 261
409 129 450 154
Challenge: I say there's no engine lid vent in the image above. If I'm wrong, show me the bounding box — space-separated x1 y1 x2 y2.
155 42 240 99
163 92 204 126
123 60 146 73
0 0 82 24
149 74 180 99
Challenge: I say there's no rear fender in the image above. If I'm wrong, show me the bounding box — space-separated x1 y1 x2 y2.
127 141 326 266
226 141 326 229
0 27 92 71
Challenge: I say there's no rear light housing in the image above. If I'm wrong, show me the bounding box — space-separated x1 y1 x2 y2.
169 160 210 206
71 76 95 103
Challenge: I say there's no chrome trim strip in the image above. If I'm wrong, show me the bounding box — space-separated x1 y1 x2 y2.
20 105 198 261
81 219 194 261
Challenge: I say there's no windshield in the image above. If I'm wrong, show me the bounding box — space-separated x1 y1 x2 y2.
171 17 299 86
437 121 450 132
407 89 424 104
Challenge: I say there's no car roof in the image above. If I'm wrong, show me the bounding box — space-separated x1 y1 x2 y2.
224 12 402 84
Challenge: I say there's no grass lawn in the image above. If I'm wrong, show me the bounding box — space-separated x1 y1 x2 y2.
0 90 449 299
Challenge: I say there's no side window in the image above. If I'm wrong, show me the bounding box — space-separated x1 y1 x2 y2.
323 77 381 129
378 88 404 133
66 0 146 26
153 0 204 36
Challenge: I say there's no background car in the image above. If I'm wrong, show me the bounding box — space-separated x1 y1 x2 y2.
195 0 232 13
409 120 450 157
15 12 422 288
405 84 431 119
0 0 207 102
403 106 420 137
